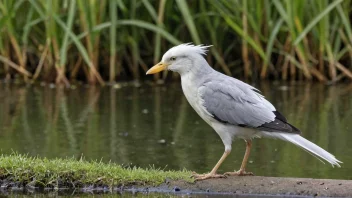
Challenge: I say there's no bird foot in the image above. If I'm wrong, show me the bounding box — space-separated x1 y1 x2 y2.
191 172 226 181
224 170 254 176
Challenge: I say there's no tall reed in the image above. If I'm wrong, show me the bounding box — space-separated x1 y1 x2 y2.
0 0 351 84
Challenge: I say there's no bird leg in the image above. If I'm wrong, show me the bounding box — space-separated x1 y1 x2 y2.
192 150 230 181
224 140 254 176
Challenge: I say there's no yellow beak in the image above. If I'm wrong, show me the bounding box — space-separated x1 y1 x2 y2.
146 62 168 75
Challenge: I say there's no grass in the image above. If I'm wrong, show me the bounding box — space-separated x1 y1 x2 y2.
0 0 352 84
0 154 193 189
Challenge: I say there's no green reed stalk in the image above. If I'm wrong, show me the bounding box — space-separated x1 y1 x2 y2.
109 0 117 83
152 0 166 81
58 0 76 86
176 0 201 44
0 1 26 77
242 0 250 79
77 0 106 84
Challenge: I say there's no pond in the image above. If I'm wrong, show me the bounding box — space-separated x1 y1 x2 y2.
0 81 351 195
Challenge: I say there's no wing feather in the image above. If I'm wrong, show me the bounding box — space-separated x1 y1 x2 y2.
198 78 300 134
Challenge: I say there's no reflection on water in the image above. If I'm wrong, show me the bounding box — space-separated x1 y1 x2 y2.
2 191 293 198
0 82 351 180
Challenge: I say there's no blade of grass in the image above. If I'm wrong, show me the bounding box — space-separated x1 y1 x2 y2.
176 0 201 44
337 4 352 44
293 0 343 46
0 55 32 77
224 16 266 61
335 62 352 80
242 0 250 78
53 14 105 85
153 0 167 81
56 0 76 86
83 20 181 45
142 0 158 23
109 0 117 82
260 18 284 78
59 0 75 67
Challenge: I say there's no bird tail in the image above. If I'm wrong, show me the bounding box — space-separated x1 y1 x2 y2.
261 132 342 167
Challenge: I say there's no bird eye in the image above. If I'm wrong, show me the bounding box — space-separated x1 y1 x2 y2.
170 57 176 61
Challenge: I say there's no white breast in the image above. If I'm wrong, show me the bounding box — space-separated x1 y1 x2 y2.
181 74 213 124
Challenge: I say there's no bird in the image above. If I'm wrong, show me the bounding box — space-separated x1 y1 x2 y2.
146 43 342 180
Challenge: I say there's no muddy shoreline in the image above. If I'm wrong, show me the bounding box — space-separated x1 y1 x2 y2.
166 176 352 197
1 176 351 197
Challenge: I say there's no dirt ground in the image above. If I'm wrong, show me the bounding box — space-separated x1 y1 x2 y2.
163 176 352 197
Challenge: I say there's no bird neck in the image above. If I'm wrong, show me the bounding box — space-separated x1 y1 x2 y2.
181 55 214 78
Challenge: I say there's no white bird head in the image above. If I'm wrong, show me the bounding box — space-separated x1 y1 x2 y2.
146 43 211 75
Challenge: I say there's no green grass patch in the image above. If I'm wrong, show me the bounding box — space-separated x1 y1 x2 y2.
0 154 193 189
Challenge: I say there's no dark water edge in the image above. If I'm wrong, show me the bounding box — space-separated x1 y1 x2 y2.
0 81 351 198
1 175 352 198
0 186 284 198
0 185 325 198
0 190 294 198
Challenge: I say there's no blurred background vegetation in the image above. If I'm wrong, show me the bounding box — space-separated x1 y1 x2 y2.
1 0 352 85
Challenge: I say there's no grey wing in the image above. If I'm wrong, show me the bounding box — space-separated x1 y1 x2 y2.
198 79 300 134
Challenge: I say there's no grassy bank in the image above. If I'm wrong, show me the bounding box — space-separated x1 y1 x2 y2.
0 154 192 189
0 156 351 197
1 0 352 84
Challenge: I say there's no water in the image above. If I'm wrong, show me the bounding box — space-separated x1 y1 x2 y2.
1 191 290 198
0 82 351 193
